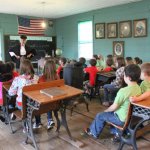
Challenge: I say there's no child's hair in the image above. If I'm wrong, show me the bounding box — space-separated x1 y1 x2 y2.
89 59 96 66
106 58 113 67
19 59 34 78
59 57 67 65
116 57 125 68
124 64 141 82
43 59 57 81
134 57 142 65
126 57 134 65
93 54 98 60
79 57 86 65
7 61 15 72
107 54 113 59
141 63 150 76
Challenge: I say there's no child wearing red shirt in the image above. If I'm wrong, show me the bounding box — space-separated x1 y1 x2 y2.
103 58 113 72
56 57 66 78
84 59 98 87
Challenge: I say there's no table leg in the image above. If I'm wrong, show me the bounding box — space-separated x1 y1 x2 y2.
60 103 73 140
25 98 40 150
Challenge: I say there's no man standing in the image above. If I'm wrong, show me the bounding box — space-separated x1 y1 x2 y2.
9 35 36 68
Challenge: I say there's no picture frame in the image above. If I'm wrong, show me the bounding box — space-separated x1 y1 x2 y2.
133 19 147 37
113 41 124 57
95 23 105 39
107 22 118 38
119 20 132 38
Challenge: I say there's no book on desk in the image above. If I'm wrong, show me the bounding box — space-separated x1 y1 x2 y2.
40 87 67 98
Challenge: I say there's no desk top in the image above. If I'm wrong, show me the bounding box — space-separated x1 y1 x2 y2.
97 71 116 78
23 85 83 105
131 97 150 109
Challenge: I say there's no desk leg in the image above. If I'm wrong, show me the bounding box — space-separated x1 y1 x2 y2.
119 118 149 150
60 103 73 140
25 99 40 150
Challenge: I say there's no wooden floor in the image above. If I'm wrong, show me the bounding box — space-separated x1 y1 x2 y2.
0 99 150 150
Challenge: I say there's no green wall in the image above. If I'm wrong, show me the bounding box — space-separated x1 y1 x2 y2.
55 0 150 62
0 13 56 60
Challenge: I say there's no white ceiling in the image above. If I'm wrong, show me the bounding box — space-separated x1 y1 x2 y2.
0 0 143 19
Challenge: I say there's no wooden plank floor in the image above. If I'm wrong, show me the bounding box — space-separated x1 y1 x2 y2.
0 99 150 150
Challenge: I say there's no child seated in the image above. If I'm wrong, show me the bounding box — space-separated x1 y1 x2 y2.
93 54 105 71
103 58 113 72
134 57 142 66
103 57 125 106
125 57 134 66
79 57 87 69
8 59 41 130
7 61 19 78
130 63 150 102
84 59 98 94
57 57 66 78
85 64 141 140
38 59 59 130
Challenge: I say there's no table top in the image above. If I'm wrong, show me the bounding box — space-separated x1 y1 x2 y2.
131 97 150 109
23 85 83 105
97 71 116 78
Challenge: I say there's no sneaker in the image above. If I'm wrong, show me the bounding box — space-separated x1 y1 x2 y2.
111 135 120 143
102 102 110 107
10 113 16 120
84 128 98 139
47 120 55 130
23 127 28 133
33 122 42 129
0 116 5 122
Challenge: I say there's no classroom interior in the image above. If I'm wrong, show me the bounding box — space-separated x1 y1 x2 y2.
0 0 150 150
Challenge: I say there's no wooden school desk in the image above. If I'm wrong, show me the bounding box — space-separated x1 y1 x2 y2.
97 71 116 83
22 79 83 150
120 97 150 150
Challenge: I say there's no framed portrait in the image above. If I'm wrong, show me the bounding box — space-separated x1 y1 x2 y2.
119 20 132 38
95 23 105 39
113 41 124 57
107 22 118 38
133 19 147 37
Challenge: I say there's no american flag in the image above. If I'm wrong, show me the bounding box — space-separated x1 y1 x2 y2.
17 16 45 36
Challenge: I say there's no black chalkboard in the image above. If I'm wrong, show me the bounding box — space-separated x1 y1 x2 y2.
4 35 56 61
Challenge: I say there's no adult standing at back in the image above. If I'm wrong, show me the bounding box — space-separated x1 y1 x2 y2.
9 35 36 68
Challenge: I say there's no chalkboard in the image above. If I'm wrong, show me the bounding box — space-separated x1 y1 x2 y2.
4 35 56 61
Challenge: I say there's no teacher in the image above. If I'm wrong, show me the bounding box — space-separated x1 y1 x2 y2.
9 35 36 68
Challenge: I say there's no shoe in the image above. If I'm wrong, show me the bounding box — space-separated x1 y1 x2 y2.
84 128 98 139
23 127 28 133
33 122 42 129
102 102 110 107
10 113 16 120
0 116 5 122
47 120 55 130
111 134 120 143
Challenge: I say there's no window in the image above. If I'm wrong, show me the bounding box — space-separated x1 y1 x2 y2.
78 21 93 59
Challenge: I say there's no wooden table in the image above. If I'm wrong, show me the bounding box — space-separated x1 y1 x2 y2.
22 79 83 150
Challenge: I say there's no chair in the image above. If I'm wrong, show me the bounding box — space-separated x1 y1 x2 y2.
84 74 101 102
106 103 139 150
1 82 18 133
63 63 89 116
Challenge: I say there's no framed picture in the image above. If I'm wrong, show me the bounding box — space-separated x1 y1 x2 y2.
95 23 105 39
133 19 147 37
113 41 124 57
107 22 118 38
119 20 132 38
